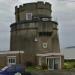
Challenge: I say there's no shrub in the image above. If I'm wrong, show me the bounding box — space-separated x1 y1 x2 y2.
25 72 31 75
41 63 48 70
64 63 72 70
26 61 33 67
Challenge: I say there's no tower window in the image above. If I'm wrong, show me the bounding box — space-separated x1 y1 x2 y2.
39 32 52 36
26 13 32 20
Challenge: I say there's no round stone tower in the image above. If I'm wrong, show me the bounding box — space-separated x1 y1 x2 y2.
10 1 61 64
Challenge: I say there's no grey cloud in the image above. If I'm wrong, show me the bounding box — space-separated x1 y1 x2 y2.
0 31 10 51
51 1 75 48
0 0 15 50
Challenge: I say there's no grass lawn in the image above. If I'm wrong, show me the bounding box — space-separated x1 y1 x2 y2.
26 60 75 71
64 61 75 70
25 66 48 72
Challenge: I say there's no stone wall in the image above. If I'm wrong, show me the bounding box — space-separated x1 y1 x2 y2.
10 21 60 53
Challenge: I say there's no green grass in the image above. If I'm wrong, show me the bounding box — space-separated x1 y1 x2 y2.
26 61 75 71
26 66 37 72
25 66 48 72
64 61 75 70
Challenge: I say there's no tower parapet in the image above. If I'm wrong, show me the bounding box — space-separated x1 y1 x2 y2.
15 1 52 22
15 2 51 13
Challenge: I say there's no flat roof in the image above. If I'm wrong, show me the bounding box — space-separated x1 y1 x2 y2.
0 51 24 54
36 53 64 57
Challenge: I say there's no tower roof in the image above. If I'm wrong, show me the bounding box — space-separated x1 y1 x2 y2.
15 1 51 14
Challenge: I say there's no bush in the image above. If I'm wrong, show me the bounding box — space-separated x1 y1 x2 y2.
73 64 75 68
26 61 33 67
64 63 72 70
41 63 48 70
25 72 31 75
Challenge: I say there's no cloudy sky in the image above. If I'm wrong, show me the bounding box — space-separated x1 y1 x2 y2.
0 0 75 51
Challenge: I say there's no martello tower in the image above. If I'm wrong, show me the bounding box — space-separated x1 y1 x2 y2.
10 2 60 54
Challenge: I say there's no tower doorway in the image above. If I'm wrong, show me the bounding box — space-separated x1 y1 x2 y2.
47 58 60 70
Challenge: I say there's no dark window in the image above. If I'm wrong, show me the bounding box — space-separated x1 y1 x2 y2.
39 32 52 36
8 57 16 65
26 13 32 20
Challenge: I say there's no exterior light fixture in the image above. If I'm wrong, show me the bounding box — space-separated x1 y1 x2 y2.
34 37 38 42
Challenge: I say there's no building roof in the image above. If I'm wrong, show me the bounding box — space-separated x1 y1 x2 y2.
0 51 24 54
36 53 63 57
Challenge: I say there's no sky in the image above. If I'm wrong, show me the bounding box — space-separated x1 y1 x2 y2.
0 0 75 51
